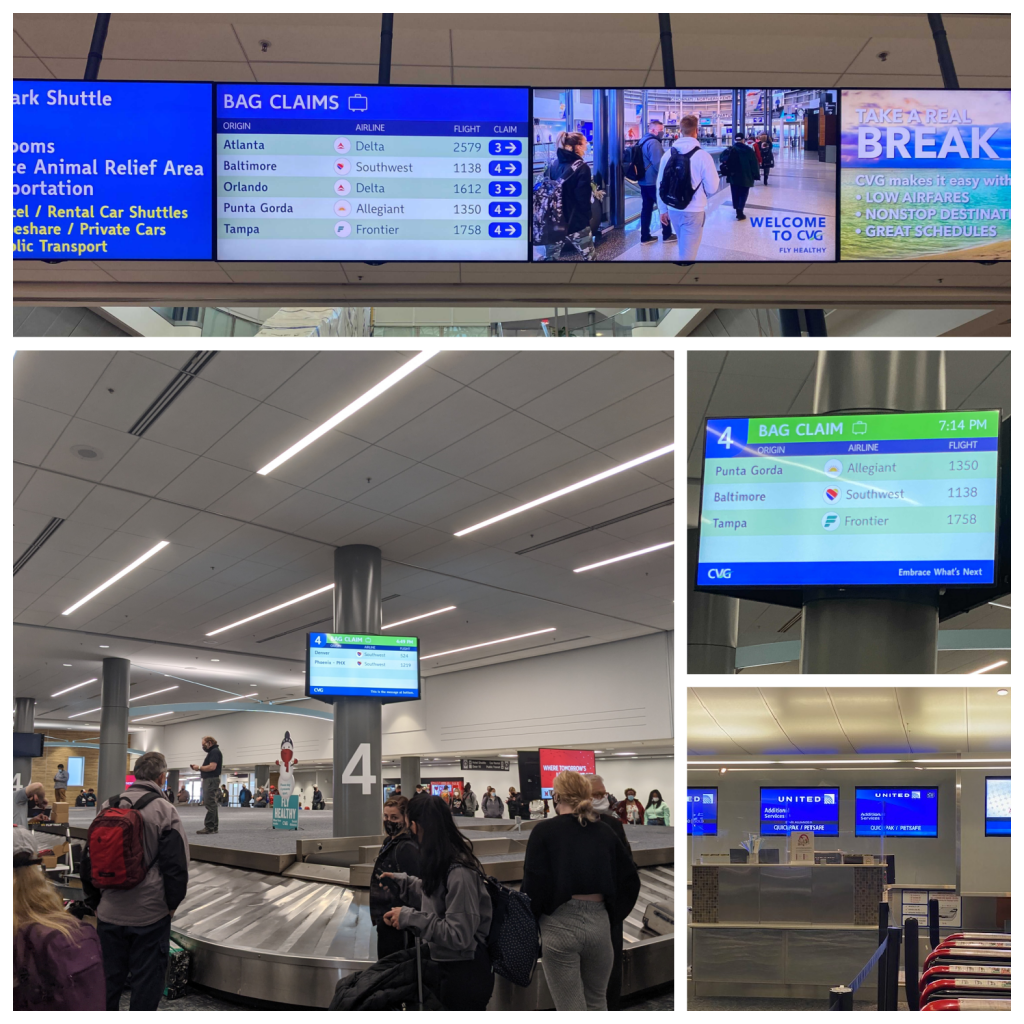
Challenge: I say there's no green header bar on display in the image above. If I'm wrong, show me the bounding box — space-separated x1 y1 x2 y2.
323 632 417 647
747 410 1000 443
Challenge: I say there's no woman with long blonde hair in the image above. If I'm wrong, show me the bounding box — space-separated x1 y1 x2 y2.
520 771 640 1010
13 828 105 1009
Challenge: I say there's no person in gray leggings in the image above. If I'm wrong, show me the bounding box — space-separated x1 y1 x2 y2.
521 770 640 1010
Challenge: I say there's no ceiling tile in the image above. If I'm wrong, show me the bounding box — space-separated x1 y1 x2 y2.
101 439 198 496
158 457 252 509
14 401 71 466
141 378 261 457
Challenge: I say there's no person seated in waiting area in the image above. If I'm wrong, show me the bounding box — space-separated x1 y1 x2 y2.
254 787 268 808
177 786 189 804
75 792 86 807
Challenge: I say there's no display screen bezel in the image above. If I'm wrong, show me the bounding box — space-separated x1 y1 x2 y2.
984 775 1011 837
853 785 939 838
305 630 421 704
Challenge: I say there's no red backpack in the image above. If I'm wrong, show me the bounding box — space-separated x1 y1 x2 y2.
85 787 162 889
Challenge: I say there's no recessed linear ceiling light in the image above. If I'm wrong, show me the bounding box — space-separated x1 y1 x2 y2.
424 628 556 660
383 606 456 629
997 688 1009 696
129 686 178 702
51 678 98 697
133 711 173 721
257 350 438 476
62 541 169 616
971 660 1008 674
453 443 675 538
68 707 101 719
206 584 334 636
217 692 259 703
574 540 674 573
63 664 72 667
99 645 110 649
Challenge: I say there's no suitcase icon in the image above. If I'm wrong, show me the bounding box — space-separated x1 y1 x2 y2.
348 94 368 112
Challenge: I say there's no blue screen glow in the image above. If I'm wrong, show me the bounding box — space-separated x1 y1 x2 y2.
985 777 1010 837
687 787 718 836
760 787 840 835
855 787 938 837
14 81 214 259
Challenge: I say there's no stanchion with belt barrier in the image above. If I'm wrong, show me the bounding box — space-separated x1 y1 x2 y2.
929 898 940 951
905 916 921 1011
878 901 890 1012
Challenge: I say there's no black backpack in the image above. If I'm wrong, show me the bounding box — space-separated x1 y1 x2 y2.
479 872 540 988
531 159 583 246
659 146 704 211
623 138 648 182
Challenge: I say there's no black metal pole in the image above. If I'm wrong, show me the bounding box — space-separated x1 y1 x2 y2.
927 14 960 90
378 14 394 86
779 309 801 336
928 898 940 951
905 917 920 1011
84 14 110 81
877 902 889 1012
658 14 676 89
885 925 902 1011
829 986 853 1010
804 309 828 337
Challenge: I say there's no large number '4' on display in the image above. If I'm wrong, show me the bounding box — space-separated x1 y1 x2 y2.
341 742 377 795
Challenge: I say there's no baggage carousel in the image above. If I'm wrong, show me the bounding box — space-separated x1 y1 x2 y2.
66 808 674 1009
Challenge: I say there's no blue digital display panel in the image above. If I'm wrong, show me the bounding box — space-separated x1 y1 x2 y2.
855 787 938 837
687 787 718 836
215 84 530 261
985 777 1010 837
760 787 840 835
14 81 214 259
305 632 419 702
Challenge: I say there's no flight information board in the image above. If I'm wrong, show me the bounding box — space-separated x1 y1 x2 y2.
760 787 840 835
855 787 938 837
985 777 1010 837
687 787 718 836
215 84 529 260
697 410 1000 587
14 81 213 259
305 632 419 700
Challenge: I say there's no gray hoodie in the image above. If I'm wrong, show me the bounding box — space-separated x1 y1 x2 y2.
391 864 492 961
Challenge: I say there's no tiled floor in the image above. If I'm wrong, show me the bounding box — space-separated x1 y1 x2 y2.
688 996 908 1011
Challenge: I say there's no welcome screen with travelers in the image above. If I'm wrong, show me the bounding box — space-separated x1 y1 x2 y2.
531 87 837 262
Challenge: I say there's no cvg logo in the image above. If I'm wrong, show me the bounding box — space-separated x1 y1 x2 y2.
707 568 732 579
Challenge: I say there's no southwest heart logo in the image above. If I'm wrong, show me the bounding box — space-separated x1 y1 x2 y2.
357 661 362 666
825 488 839 502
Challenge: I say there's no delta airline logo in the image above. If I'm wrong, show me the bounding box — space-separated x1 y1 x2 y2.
823 487 841 504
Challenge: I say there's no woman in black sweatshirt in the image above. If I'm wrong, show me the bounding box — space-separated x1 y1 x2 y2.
521 771 640 1011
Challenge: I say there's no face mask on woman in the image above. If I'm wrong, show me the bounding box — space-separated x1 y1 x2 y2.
383 819 404 837
592 796 610 811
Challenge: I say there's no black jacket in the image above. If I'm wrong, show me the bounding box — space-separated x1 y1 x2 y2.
547 148 593 235
329 947 443 1011
370 832 421 926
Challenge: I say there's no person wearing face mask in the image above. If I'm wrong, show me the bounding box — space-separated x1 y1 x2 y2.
615 788 645 825
461 781 479 817
482 786 504 818
371 796 422 959
645 789 671 826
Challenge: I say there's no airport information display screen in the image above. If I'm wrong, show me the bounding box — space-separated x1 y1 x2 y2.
14 81 213 259
840 89 1010 260
687 787 718 836
985 777 1010 837
855 787 938 837
697 410 1000 587
305 632 419 700
760 787 840 835
538 748 596 799
215 85 529 260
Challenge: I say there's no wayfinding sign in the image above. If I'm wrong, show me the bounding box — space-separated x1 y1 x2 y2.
14 81 213 259
697 410 1000 587
215 84 530 261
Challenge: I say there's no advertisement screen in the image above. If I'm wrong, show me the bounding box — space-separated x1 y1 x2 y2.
14 81 213 260
985 777 1010 837
538 748 596 799
215 84 529 261
429 781 464 805
840 89 1010 260
697 410 1000 588
532 87 836 262
760 787 840 835
305 632 419 701
855 787 938 836
687 787 718 836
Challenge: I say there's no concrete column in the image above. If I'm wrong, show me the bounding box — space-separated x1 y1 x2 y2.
166 768 179 795
400 756 420 799
332 544 383 838
688 527 739 673
97 658 130 804
800 351 944 674
255 764 271 789
14 697 36 787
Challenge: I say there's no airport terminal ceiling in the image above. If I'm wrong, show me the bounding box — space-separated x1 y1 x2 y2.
13 349 673 727
12 11 1010 311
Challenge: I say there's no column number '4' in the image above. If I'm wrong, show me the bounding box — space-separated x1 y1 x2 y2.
341 743 377 795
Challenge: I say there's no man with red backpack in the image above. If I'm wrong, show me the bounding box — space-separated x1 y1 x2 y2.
81 750 190 1010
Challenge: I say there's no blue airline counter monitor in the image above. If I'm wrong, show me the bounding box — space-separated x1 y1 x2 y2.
687 787 718 836
985 777 1010 836
14 81 213 259
855 787 938 836
306 632 419 700
215 85 529 260
697 410 1000 587
760 787 840 835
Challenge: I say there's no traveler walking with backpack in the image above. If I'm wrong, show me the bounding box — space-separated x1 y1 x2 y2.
14 827 106 1010
372 796 422 959
720 134 759 220
380 795 494 1010
462 781 479 817
521 771 640 1011
80 750 190 1011
656 113 721 261
239 784 252 808
756 132 775 185
533 130 595 262
626 118 673 244
190 735 223 835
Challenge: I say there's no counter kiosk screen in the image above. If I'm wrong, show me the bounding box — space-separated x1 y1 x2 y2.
687 787 718 836
760 787 840 835
985 777 1010 836
216 84 529 261
840 89 1010 261
855 787 938 836
697 410 1000 588
14 81 214 260
538 748 596 799
306 632 419 702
